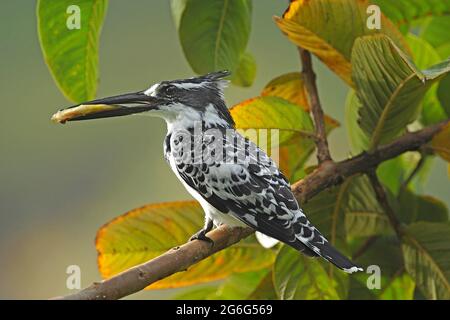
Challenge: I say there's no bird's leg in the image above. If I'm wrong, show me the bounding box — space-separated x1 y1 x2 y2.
189 218 214 246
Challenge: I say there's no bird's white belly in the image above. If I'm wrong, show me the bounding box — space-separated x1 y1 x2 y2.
167 155 246 228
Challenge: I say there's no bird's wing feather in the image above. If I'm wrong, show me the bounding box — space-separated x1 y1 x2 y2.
170 129 320 255
170 129 362 272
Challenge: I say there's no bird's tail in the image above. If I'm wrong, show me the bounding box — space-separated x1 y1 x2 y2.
292 237 363 273
309 240 363 274
292 218 363 273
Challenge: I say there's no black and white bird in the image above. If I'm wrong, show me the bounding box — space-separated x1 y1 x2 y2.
52 71 363 274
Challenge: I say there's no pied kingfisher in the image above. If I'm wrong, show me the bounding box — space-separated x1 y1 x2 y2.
52 71 362 274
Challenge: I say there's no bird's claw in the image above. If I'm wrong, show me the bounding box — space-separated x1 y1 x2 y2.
189 230 214 246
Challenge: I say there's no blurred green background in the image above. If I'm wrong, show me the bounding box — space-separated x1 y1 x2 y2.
0 0 448 299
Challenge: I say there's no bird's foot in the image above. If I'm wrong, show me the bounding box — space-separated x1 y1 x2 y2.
189 229 214 247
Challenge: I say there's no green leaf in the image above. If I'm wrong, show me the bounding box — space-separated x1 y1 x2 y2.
421 16 450 59
178 0 252 75
402 222 450 299
303 180 351 246
376 152 433 196
379 273 415 300
37 0 108 102
273 245 341 300
169 0 188 30
373 0 450 25
275 0 407 86
422 81 449 125
213 270 269 300
96 201 274 289
347 34 447 144
345 90 369 154
261 72 309 110
173 286 219 300
231 52 257 87
398 190 449 224
278 117 339 182
415 196 449 222
407 34 442 69
173 269 270 300
348 277 377 300
377 156 409 195
352 34 450 149
355 236 405 277
230 96 315 147
247 270 278 300
406 33 449 126
437 74 450 119
349 236 407 300
304 175 389 241
345 176 391 238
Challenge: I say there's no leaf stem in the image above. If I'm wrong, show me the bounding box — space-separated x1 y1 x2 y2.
352 235 379 260
367 171 403 238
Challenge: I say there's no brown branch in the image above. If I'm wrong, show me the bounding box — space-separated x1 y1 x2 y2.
299 48 332 163
53 226 254 300
54 120 447 300
367 171 403 237
291 120 448 204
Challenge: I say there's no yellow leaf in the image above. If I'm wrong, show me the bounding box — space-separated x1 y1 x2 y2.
431 122 450 162
274 0 407 87
261 72 309 110
96 201 274 289
230 96 315 147
277 116 339 181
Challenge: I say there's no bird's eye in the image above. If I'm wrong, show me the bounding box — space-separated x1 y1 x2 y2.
162 85 176 96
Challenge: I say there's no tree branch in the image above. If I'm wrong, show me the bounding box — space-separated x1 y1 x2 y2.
54 120 447 300
54 226 254 300
291 120 448 204
299 48 332 163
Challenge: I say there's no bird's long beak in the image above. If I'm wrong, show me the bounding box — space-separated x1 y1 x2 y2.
51 91 165 124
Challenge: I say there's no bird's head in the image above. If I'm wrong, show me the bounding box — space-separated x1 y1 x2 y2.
51 70 234 128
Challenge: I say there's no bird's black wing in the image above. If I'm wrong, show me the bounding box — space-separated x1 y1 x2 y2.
170 129 362 273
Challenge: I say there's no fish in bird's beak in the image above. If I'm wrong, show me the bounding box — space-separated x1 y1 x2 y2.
51 91 166 124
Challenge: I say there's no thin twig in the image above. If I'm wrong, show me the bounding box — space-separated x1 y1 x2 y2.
299 47 332 163
367 171 403 238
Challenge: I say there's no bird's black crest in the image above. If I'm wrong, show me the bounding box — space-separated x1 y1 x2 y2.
201 70 231 81
163 70 234 127
167 70 231 86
